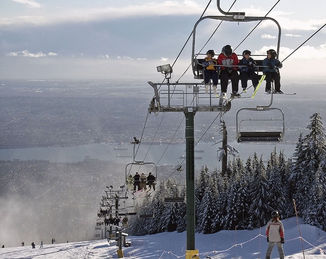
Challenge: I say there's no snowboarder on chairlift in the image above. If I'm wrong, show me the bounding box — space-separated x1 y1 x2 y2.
263 49 283 94
202 49 219 94
239 50 259 91
147 172 156 191
133 172 141 191
217 45 240 98
265 210 285 259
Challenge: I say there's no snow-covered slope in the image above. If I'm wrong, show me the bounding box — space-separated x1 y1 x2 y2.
1 218 325 259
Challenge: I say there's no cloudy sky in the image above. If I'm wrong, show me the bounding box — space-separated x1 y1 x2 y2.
0 0 325 82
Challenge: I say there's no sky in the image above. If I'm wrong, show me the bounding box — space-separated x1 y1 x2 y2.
0 0 326 82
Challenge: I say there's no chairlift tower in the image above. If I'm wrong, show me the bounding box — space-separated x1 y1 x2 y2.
148 1 283 258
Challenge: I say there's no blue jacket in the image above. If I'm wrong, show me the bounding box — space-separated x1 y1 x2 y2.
239 57 257 73
263 58 282 73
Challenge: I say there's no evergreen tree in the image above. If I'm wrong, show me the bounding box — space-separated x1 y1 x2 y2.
294 113 326 214
197 180 217 233
248 157 270 228
225 174 250 230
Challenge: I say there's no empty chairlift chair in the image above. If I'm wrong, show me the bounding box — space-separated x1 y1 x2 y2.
236 106 285 142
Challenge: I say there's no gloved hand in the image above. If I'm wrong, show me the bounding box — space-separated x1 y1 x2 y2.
267 237 269 242
281 238 284 244
202 61 209 68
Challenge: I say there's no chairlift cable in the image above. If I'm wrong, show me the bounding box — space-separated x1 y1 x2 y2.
156 115 185 165
200 0 237 53
145 0 214 164
176 0 238 83
171 0 213 69
134 111 150 159
281 23 326 63
233 0 281 51
142 114 165 162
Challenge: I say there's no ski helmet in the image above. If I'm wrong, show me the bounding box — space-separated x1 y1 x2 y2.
242 50 251 56
206 49 215 57
222 45 232 56
271 210 280 218
267 49 277 58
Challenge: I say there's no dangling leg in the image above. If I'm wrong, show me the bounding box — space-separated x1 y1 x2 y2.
212 71 219 95
220 70 228 93
203 70 211 93
230 71 239 96
265 72 272 93
251 72 259 90
240 72 248 91
273 72 282 93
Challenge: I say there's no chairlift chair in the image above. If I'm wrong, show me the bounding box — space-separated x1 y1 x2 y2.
125 161 157 191
191 13 281 80
236 106 285 142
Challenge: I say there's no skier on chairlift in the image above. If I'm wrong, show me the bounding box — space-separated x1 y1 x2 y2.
202 49 219 94
265 210 285 259
263 49 283 94
147 172 156 191
133 172 140 191
239 50 259 91
217 45 240 98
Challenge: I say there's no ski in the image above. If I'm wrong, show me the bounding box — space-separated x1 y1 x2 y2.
251 74 266 98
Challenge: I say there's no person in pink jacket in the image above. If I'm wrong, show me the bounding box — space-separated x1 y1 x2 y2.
265 211 285 259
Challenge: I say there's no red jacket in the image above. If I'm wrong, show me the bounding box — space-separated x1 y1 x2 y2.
217 53 239 70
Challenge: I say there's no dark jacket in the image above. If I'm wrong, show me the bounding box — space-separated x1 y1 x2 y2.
147 174 156 183
133 174 140 183
263 58 282 73
239 57 257 73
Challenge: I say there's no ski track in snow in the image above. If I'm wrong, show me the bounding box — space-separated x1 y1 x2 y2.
1 218 326 259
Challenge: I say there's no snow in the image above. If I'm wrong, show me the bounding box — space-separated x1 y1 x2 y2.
1 218 326 259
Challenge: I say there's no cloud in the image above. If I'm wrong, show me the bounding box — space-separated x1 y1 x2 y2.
261 34 277 39
284 33 302 38
254 44 326 60
160 57 169 62
7 50 58 58
48 52 58 56
0 1 205 27
11 0 41 8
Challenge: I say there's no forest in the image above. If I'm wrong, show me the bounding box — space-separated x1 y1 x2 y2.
129 113 326 235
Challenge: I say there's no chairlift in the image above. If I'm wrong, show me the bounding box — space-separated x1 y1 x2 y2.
191 11 281 80
125 160 157 191
236 94 285 142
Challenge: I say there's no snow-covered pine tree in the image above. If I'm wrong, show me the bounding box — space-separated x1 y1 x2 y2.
212 172 229 231
225 173 250 230
248 156 270 228
195 166 210 230
266 160 287 218
197 178 217 234
294 113 326 215
305 164 326 227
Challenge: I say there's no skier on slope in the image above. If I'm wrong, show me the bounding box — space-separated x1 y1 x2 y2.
265 210 285 259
